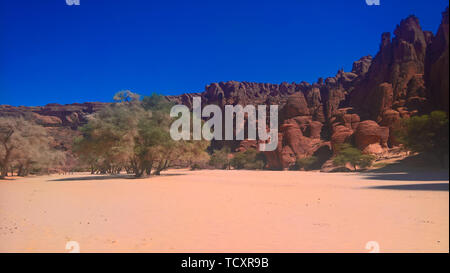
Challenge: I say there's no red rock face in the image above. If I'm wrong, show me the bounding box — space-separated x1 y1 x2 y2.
331 125 354 151
349 14 433 122
354 121 389 150
425 7 449 113
380 109 402 146
167 8 448 170
280 92 310 119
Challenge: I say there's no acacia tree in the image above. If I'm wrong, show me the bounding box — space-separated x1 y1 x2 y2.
139 93 210 174
74 92 210 177
113 90 141 103
0 117 60 177
74 101 145 174
333 144 375 171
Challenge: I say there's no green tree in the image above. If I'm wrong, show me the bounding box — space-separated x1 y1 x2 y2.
74 102 145 174
291 156 319 171
74 92 210 177
113 90 141 103
230 148 266 170
395 111 449 167
142 93 174 112
333 144 375 171
209 147 231 169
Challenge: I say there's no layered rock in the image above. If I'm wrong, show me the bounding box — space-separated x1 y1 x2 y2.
0 102 109 152
0 102 108 128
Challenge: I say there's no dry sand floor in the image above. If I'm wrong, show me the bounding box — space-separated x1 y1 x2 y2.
0 169 448 252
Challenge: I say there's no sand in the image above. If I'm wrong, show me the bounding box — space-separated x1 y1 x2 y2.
0 169 448 253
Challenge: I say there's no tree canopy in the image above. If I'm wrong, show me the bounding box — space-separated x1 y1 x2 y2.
0 117 63 177
333 144 375 171
74 92 209 177
395 110 449 167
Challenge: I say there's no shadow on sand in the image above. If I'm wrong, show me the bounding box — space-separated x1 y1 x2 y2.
48 175 135 182
367 183 448 191
362 154 449 181
366 153 449 174
360 154 449 191
361 172 449 182
48 173 186 182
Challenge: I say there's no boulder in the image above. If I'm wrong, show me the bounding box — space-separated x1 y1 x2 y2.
362 143 384 155
354 120 390 150
331 125 354 151
32 113 62 126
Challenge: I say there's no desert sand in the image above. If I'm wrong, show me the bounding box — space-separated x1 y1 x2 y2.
0 169 448 253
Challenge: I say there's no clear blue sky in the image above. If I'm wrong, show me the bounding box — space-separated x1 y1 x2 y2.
0 0 448 106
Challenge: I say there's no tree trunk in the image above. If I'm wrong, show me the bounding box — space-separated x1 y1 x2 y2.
17 165 23 177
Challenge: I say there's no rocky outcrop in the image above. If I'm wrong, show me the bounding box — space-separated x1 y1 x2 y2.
354 120 389 150
351 55 373 76
349 15 433 122
280 92 310 119
425 7 449 112
0 102 108 128
331 125 354 151
0 102 109 152
166 8 448 170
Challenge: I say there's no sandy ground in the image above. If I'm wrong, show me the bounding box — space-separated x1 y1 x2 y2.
0 169 448 253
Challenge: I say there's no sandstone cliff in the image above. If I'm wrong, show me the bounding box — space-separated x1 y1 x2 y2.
168 8 449 170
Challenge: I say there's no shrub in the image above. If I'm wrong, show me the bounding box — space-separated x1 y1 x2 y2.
209 147 230 169
290 156 319 171
74 93 209 177
230 149 265 170
395 110 449 167
333 144 375 171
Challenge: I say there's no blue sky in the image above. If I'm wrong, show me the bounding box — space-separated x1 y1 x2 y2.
0 0 448 106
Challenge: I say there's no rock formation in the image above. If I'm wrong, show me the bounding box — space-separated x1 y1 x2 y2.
166 8 449 170
425 7 449 112
0 102 109 153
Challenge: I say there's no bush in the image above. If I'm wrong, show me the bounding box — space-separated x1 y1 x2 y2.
74 92 209 177
209 147 230 169
290 156 319 171
333 144 375 171
395 110 449 167
230 149 265 170
190 163 202 170
0 117 63 177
